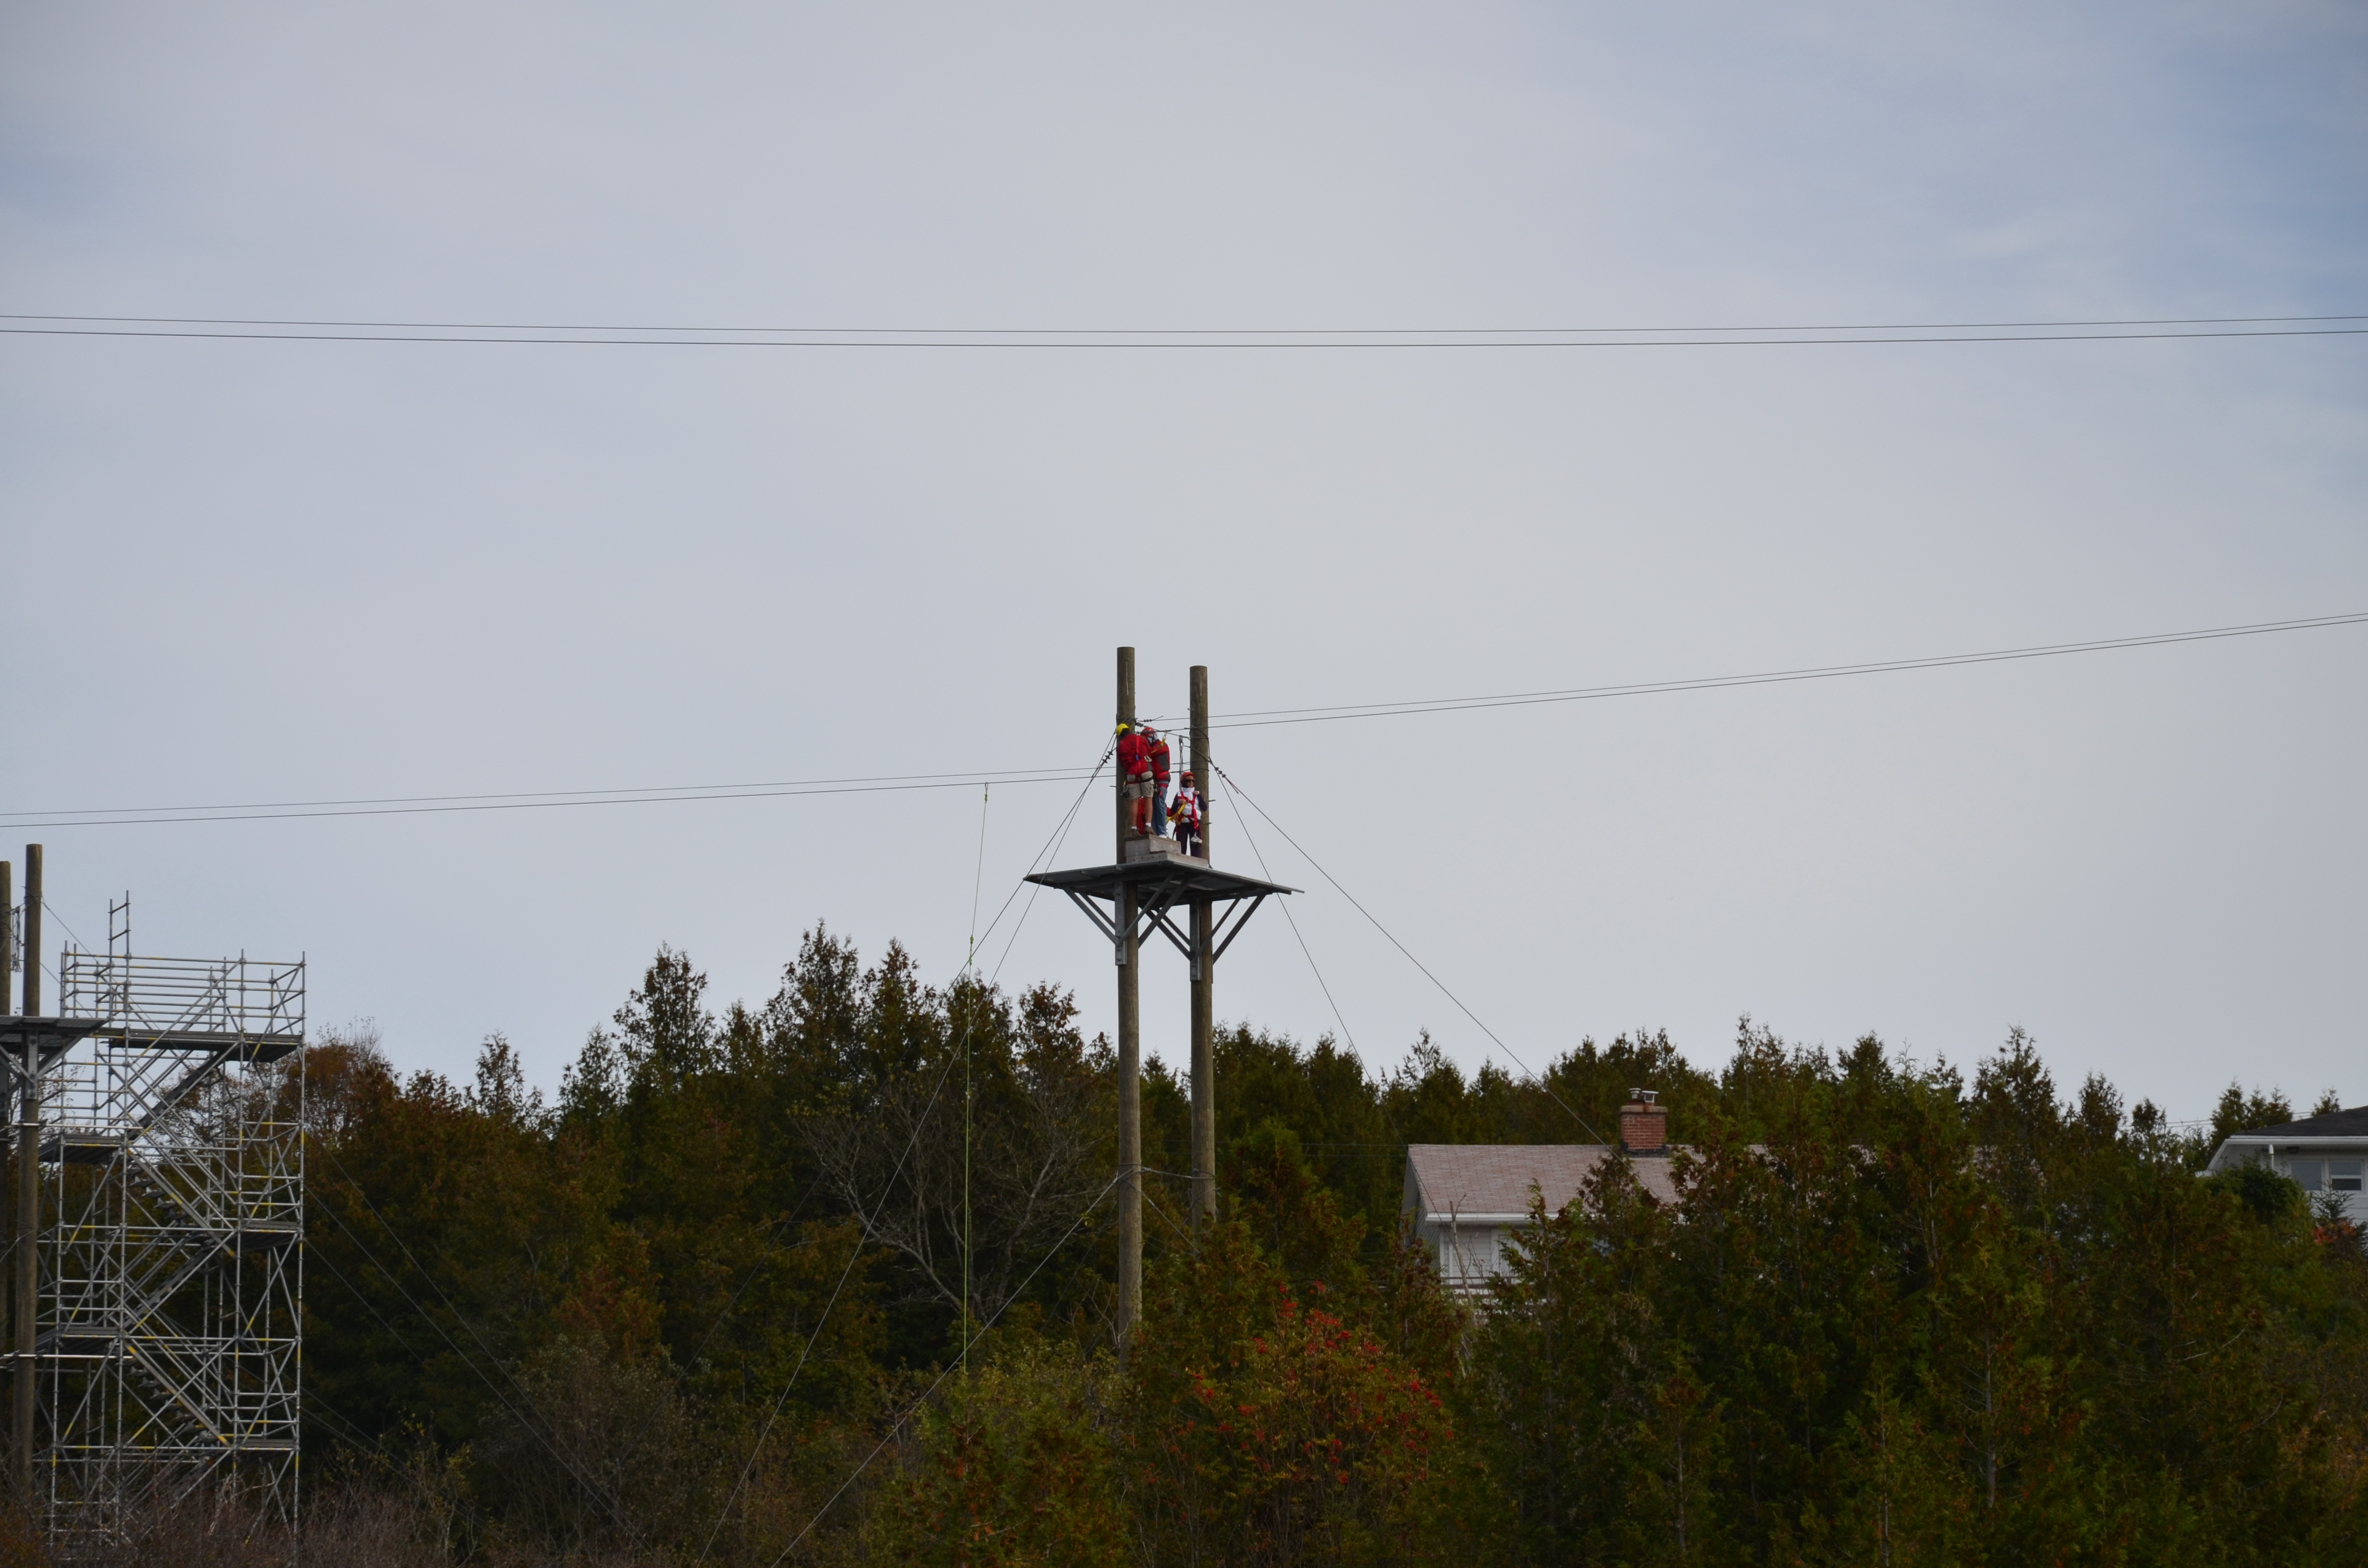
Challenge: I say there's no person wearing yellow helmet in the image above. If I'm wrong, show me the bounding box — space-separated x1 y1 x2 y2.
1116 722 1154 836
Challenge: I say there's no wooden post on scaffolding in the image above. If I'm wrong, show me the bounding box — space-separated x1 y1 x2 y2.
15 844 41 1499
1 855 11 1500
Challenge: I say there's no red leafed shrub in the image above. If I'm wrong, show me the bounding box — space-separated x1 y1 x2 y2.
1133 1225 1462 1567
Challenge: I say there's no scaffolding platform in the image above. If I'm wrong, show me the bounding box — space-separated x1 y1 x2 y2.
0 1017 108 1084
1026 852 1295 975
21 918 307 1550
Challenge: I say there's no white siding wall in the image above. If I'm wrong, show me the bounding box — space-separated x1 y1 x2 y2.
1426 1221 1520 1295
2277 1152 2367 1222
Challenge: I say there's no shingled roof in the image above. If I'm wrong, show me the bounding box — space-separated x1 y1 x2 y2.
1402 1143 1680 1220
2230 1105 2368 1139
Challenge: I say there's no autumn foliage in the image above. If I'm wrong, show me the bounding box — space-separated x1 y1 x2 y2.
196 932 2368 1567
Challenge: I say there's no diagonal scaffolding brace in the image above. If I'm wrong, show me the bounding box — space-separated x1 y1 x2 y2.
11 916 308 1555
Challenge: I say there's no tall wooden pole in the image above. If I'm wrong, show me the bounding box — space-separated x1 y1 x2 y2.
1113 651 1142 1343
15 845 40 1499
1 856 11 1503
1188 667 1216 1226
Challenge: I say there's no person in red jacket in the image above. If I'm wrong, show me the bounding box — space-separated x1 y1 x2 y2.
1117 723 1155 836
1143 724 1173 833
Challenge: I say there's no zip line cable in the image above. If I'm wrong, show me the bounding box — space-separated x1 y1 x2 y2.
695 992 975 1562
615 740 1084 1393
6 313 2366 348
305 1244 471 1464
8 310 2364 334
1201 611 2368 729
986 758 1100 982
308 1168 638 1537
8 610 2357 831
0 766 1092 829
1221 773 1362 1063
2 764 1090 821
1213 762 1607 1145
974 740 1114 982
681 1225 828 1365
677 1163 837 1368
766 1167 1129 1567
315 1140 635 1511
695 750 1104 1561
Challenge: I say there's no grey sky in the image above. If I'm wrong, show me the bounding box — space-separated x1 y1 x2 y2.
4 3 2364 1122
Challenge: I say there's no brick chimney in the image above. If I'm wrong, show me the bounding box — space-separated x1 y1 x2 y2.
1619 1089 1668 1155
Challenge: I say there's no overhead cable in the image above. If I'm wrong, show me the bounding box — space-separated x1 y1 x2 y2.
1205 611 2368 729
7 611 2360 830
1221 772 1363 1062
767 1166 1128 1566
695 743 1108 1561
0 766 1095 829
311 1163 639 1536
10 310 2365 333
1215 762 1606 1145
4 310 2365 348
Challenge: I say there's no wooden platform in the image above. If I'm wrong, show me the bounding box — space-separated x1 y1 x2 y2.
1026 852 1295 905
1027 851 1293 972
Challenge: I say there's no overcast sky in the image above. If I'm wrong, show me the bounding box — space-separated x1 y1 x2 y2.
4 2 2364 1124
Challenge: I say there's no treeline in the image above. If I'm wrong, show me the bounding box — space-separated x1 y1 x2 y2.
272 927 2366 1566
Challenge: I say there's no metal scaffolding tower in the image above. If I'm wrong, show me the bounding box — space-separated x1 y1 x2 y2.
8 897 305 1547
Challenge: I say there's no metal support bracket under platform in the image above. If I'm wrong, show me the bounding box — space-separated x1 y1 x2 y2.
1027 854 1295 978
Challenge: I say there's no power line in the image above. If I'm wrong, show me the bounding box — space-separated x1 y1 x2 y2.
0 767 1093 829
1206 611 2368 729
7 610 2360 830
1 764 1093 823
7 322 2362 348
8 311 2364 334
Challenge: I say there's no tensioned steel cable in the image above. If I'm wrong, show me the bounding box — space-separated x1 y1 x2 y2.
983 744 1108 983
8 311 2363 334
1203 611 2368 729
0 765 1094 829
693 744 1109 1563
309 1169 640 1537
4 310 2367 347
765 1166 1129 1567
1222 772 1362 1063
7 612 2361 829
1214 761 1607 1146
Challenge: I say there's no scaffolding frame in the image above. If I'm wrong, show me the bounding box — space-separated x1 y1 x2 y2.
27 899 305 1548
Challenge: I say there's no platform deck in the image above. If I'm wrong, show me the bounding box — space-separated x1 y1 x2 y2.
1025 858 1296 903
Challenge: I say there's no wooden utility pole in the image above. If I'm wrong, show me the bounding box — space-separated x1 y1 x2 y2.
1033 657 1289 1339
1188 667 1216 1226
1 856 10 1498
1113 651 1142 1341
15 844 39 1497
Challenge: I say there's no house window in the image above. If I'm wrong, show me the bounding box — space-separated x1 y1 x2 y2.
2332 1160 2365 1194
2289 1159 2324 1191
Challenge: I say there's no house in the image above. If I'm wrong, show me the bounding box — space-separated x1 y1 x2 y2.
2204 1104 2368 1223
1402 1092 1680 1296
